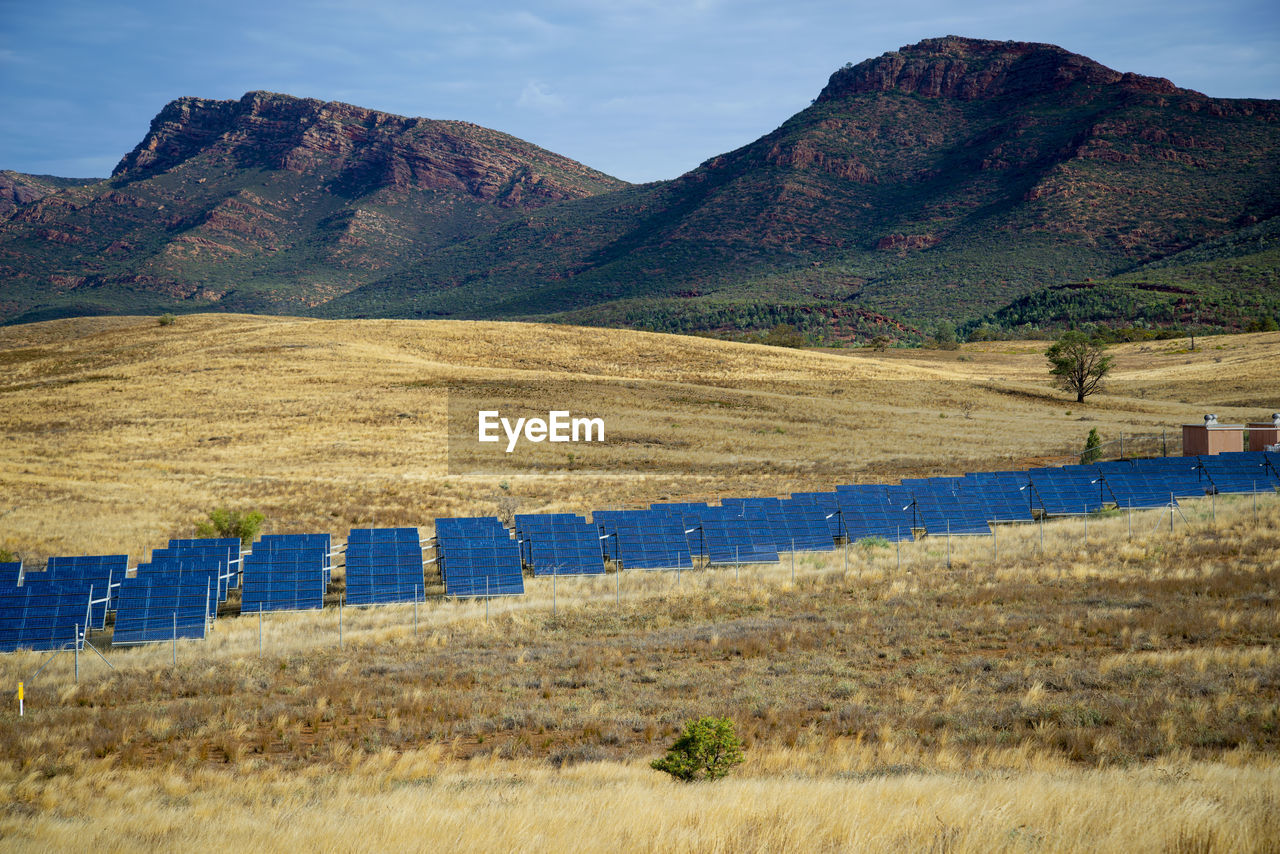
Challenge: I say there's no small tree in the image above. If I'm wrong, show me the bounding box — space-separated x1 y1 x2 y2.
650 716 744 782
932 321 959 350
1046 331 1114 403
196 507 265 547
1081 427 1103 464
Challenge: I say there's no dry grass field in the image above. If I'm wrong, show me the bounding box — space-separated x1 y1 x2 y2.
0 314 1276 557
1 316 1279 852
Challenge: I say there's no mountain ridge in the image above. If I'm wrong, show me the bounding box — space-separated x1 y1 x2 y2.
2 36 1277 336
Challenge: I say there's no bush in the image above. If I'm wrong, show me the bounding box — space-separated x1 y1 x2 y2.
158 313 176 327
0 548 16 563
650 716 744 782
196 508 265 547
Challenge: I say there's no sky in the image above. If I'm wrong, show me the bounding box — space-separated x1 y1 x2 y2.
2 0 1278 183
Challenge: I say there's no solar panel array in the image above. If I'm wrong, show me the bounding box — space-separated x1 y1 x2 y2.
344 527 425 605
513 514 605 576
435 517 525 597
42 554 128 623
240 534 331 613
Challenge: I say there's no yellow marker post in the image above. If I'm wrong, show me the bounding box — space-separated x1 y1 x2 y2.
18 681 23 717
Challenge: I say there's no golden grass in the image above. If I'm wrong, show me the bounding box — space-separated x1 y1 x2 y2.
1 314 1276 558
3 751 1278 853
3 316 1279 851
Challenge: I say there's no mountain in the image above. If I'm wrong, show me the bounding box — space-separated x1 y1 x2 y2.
0 92 626 322
2 37 1278 337
0 171 98 219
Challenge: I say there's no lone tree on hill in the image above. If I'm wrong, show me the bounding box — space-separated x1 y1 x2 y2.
1046 331 1114 403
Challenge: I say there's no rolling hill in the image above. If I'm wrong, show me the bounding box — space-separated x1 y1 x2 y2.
2 37 1278 336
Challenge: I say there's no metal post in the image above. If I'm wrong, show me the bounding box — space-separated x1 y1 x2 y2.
1084 513 1088 540
74 624 80 684
791 539 795 583
946 521 951 570
992 526 997 562
843 539 848 574
485 577 490 623
615 560 619 605
1212 490 1216 525
339 596 343 650
1254 486 1258 524
1170 493 1175 533
1039 515 1044 551
414 586 419 636
552 566 557 618
258 605 262 656
896 528 901 572
172 613 176 666
1127 505 1132 540
735 546 740 583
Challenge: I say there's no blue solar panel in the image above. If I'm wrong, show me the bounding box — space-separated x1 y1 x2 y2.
834 486 915 542
1028 466 1109 515
594 510 694 570
112 570 212 645
166 537 243 588
0 561 21 588
435 517 524 596
1096 461 1179 509
913 494 992 536
960 472 1037 521
1199 453 1279 494
1129 457 1209 498
240 535 330 613
683 508 780 565
344 527 425 604
152 546 236 601
0 583 90 652
32 554 127 626
513 514 606 576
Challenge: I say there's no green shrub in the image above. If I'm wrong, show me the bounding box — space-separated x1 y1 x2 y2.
196 508 265 547
650 716 744 782
158 313 176 327
1081 427 1103 464
0 548 16 563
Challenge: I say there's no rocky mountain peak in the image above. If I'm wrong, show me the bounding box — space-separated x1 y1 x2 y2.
818 36 1186 103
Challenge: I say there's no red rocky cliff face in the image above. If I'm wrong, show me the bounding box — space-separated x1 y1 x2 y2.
818 36 1184 102
112 91 625 208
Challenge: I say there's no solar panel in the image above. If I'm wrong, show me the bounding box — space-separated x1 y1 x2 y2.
239 535 330 613
32 554 127 627
913 493 992 536
1028 466 1109 515
0 583 91 652
435 517 524 596
961 472 1037 521
790 492 843 537
112 569 212 645
152 546 237 601
513 514 606 576
1096 461 1179 509
166 537 243 587
1129 457 1209 498
344 527 425 604
1199 452 1279 494
775 501 836 551
834 486 915 542
0 561 20 588
593 510 693 570
685 508 780 565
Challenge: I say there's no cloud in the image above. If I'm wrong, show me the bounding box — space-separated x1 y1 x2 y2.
517 80 566 112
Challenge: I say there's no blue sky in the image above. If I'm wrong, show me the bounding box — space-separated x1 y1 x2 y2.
2 0 1277 183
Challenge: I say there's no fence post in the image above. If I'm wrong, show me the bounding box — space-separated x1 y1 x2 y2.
74 624 80 684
